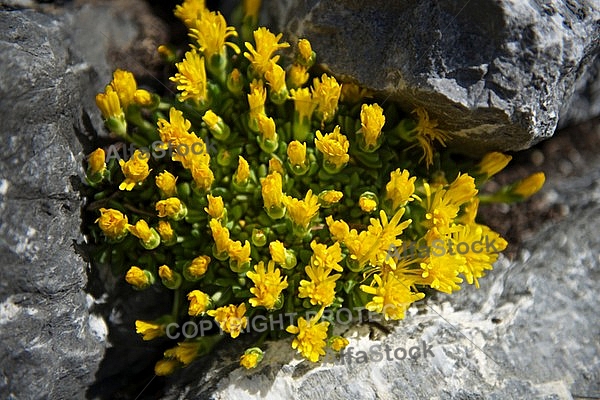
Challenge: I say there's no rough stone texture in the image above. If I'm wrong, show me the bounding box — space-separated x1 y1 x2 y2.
261 0 600 153
0 2 166 398
161 139 600 398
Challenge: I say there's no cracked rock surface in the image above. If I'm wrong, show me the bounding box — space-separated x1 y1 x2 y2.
0 2 166 398
262 0 600 154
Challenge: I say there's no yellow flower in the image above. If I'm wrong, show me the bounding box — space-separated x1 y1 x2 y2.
287 141 307 167
96 208 128 240
127 219 157 245
290 87 316 122
318 190 343 207
135 320 164 341
287 64 309 88
209 219 230 255
125 266 153 290
330 336 349 352
174 0 206 27
298 264 341 307
297 39 313 64
449 223 507 287
478 152 512 177
164 341 202 365
110 69 137 108
412 107 449 167
315 126 350 171
513 172 545 198
205 194 225 219
228 240 252 266
187 255 211 278
359 197 378 213
283 189 320 230
134 89 153 106
247 79 267 128
419 252 464 294
170 50 208 104
244 27 290 76
95 85 123 119
261 171 284 210
423 173 477 230
156 197 187 220
207 303 248 338
240 347 264 369
265 61 287 94
189 10 240 59
234 155 250 184
155 171 178 197
187 290 211 316
360 273 424 320
268 157 284 175
202 110 219 129
119 150 151 191
359 103 385 150
385 169 417 210
157 107 193 148
190 161 214 192
155 359 179 376
269 240 287 265
257 114 277 141
158 265 177 282
286 312 330 362
325 216 350 242
246 260 288 310
157 220 175 243
312 73 341 123
87 148 106 176
310 240 344 272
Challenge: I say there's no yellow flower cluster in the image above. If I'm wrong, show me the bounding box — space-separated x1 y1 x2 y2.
88 0 545 375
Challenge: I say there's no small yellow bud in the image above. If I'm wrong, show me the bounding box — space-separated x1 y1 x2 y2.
268 157 284 175
513 172 545 198
87 148 106 176
234 156 251 185
95 86 122 119
134 89 153 106
359 197 377 212
478 152 512 178
155 359 179 376
319 190 343 205
287 141 307 167
203 110 220 130
157 220 175 243
125 266 153 290
298 39 313 64
359 103 385 151
187 290 211 316
156 197 187 220
330 336 349 352
96 208 128 240
155 171 177 197
159 265 182 289
257 114 277 142
185 255 211 280
240 347 264 369
205 194 225 219
135 320 164 341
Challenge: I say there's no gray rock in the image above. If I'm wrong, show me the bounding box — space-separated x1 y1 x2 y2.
0 2 163 398
161 161 600 399
261 0 600 153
